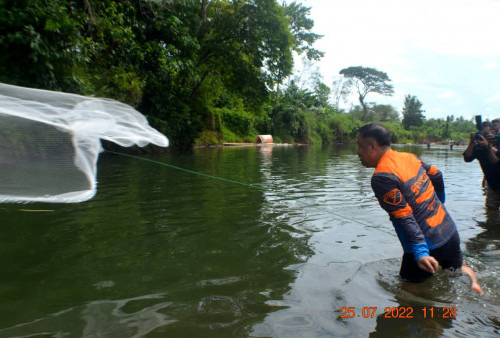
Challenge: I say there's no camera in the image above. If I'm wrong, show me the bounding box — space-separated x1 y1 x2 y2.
473 115 498 145
475 115 482 130
475 115 484 140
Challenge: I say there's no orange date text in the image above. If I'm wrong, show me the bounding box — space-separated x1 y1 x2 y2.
380 306 414 319
421 306 457 319
340 307 377 318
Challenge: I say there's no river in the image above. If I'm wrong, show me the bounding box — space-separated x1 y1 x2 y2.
0 144 498 337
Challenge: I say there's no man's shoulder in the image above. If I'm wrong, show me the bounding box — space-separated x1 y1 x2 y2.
375 149 421 181
378 149 419 165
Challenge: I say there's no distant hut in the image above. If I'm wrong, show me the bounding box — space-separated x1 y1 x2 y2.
256 135 273 144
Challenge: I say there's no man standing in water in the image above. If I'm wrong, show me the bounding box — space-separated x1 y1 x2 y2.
463 122 500 210
357 123 483 293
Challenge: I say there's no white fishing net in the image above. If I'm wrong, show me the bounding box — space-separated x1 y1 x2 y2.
0 83 169 203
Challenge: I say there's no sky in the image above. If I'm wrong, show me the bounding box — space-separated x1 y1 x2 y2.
290 0 500 121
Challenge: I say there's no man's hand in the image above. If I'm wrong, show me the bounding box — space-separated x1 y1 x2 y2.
470 132 476 142
417 256 439 274
476 134 489 148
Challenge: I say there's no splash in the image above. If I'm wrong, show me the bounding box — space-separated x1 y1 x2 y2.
0 83 168 203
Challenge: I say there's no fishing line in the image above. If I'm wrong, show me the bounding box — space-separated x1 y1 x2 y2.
105 150 285 196
104 149 499 261
104 149 393 234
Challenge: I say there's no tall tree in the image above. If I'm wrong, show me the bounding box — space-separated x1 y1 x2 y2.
274 1 324 104
284 1 323 61
339 66 394 119
402 95 425 130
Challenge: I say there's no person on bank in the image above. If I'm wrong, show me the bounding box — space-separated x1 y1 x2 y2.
357 123 483 294
463 122 500 211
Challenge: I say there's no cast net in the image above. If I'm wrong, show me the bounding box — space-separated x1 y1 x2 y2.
0 83 169 203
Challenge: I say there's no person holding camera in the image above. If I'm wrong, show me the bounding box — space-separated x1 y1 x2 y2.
463 121 500 210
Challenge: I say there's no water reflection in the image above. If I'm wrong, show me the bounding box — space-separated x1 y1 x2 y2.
464 211 500 301
466 212 500 265
370 304 454 337
0 146 314 337
252 144 500 337
0 144 499 337
0 293 175 337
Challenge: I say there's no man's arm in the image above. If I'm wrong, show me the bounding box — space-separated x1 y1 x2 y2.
487 145 500 163
463 132 477 162
421 162 445 203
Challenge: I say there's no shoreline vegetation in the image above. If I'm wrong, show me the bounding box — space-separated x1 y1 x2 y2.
219 141 466 147
0 1 480 150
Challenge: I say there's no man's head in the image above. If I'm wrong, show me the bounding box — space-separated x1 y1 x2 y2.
478 122 493 145
357 123 391 168
480 121 493 134
492 119 499 134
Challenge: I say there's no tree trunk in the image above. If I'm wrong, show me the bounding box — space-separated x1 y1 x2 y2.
197 0 209 37
359 94 368 121
275 84 280 106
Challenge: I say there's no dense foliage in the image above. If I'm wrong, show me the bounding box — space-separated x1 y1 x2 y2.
402 95 425 130
0 0 477 148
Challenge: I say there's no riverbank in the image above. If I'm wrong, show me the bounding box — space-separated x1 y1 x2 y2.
223 142 296 147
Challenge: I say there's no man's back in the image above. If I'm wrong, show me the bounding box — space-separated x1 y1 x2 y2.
371 149 456 257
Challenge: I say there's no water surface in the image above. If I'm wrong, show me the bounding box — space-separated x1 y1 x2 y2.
0 144 498 337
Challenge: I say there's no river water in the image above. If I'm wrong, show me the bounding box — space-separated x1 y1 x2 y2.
0 144 498 337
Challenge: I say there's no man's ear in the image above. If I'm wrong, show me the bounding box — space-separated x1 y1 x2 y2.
368 138 377 150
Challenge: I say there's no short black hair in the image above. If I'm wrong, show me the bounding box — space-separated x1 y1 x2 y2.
358 123 391 147
481 121 493 130
492 119 499 123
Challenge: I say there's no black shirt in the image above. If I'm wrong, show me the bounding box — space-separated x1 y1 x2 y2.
463 146 500 190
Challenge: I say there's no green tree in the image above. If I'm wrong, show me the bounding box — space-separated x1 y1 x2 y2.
339 66 394 119
0 0 324 148
284 1 323 61
347 103 398 123
402 95 425 130
313 80 330 109
372 104 399 122
274 1 323 104
0 0 85 90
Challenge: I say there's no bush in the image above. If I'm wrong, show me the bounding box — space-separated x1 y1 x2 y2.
219 107 252 136
327 113 360 142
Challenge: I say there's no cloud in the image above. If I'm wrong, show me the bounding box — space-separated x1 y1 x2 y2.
438 91 455 99
486 92 500 102
310 0 500 59
484 61 497 70
293 0 500 119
